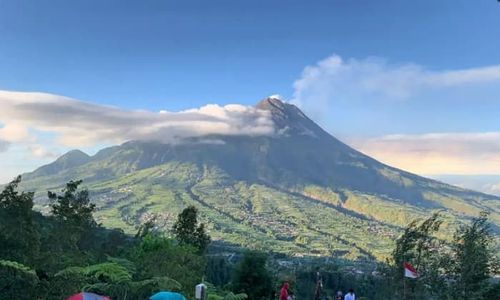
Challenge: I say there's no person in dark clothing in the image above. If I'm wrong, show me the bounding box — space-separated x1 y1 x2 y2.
335 291 343 300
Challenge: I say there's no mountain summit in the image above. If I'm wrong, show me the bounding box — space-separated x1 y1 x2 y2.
20 97 499 259
257 96 326 138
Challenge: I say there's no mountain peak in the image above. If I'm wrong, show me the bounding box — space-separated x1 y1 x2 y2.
256 96 325 138
256 95 306 118
256 95 286 110
27 149 91 178
62 149 90 159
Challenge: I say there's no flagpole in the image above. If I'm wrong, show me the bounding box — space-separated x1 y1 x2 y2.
403 256 406 300
403 273 406 300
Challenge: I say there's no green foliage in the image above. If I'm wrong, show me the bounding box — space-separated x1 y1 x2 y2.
0 177 209 300
54 261 131 298
387 213 445 299
381 212 498 300
53 259 184 299
206 256 233 287
81 262 132 298
484 282 500 300
0 176 40 265
85 262 133 283
223 292 248 300
131 276 183 299
132 233 205 298
49 180 96 228
173 205 211 253
0 260 39 300
205 281 248 300
391 213 443 269
20 154 500 260
232 251 273 300
205 284 247 300
135 216 157 239
49 265 87 298
449 212 494 300
1 166 499 300
49 180 98 251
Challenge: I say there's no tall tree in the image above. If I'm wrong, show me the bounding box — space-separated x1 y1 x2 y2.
449 212 494 300
388 213 444 300
131 233 205 298
172 206 210 253
0 176 40 265
232 251 273 300
49 180 97 251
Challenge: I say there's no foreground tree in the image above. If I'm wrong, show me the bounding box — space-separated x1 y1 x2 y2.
49 180 98 251
132 233 205 298
0 176 40 265
449 212 494 300
388 213 445 299
232 251 273 300
172 206 211 253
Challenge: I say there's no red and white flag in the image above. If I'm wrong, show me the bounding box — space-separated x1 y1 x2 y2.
404 262 419 278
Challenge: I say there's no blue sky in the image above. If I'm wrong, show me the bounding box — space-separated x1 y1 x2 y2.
1 0 500 185
1 0 499 109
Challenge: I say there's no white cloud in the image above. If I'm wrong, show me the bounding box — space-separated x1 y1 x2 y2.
28 144 59 159
0 90 275 148
0 122 34 142
350 132 500 175
291 54 500 119
291 54 500 176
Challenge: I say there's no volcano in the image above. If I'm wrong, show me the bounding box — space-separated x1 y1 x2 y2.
19 96 499 259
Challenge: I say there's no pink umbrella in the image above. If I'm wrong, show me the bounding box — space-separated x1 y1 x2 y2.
67 292 111 300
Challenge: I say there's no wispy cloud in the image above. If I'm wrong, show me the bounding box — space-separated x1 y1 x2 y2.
0 90 275 148
291 54 500 175
0 122 34 143
350 132 500 175
28 144 59 159
291 54 500 120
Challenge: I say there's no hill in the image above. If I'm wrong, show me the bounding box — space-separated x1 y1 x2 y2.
17 97 500 260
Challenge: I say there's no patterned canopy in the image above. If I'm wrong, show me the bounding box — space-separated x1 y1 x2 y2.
150 291 187 300
67 292 111 300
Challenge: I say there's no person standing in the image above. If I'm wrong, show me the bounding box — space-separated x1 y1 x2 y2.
344 289 355 300
280 282 289 300
335 291 343 300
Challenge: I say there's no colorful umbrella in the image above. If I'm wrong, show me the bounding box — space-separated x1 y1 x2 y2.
150 291 187 300
67 292 111 300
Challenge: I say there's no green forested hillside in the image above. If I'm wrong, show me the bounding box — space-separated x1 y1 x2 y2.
15 98 500 260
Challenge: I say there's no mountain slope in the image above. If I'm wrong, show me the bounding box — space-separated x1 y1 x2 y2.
18 97 500 260
27 149 91 178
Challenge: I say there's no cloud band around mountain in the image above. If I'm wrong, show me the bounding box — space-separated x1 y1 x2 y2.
0 90 275 150
2 54 500 178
